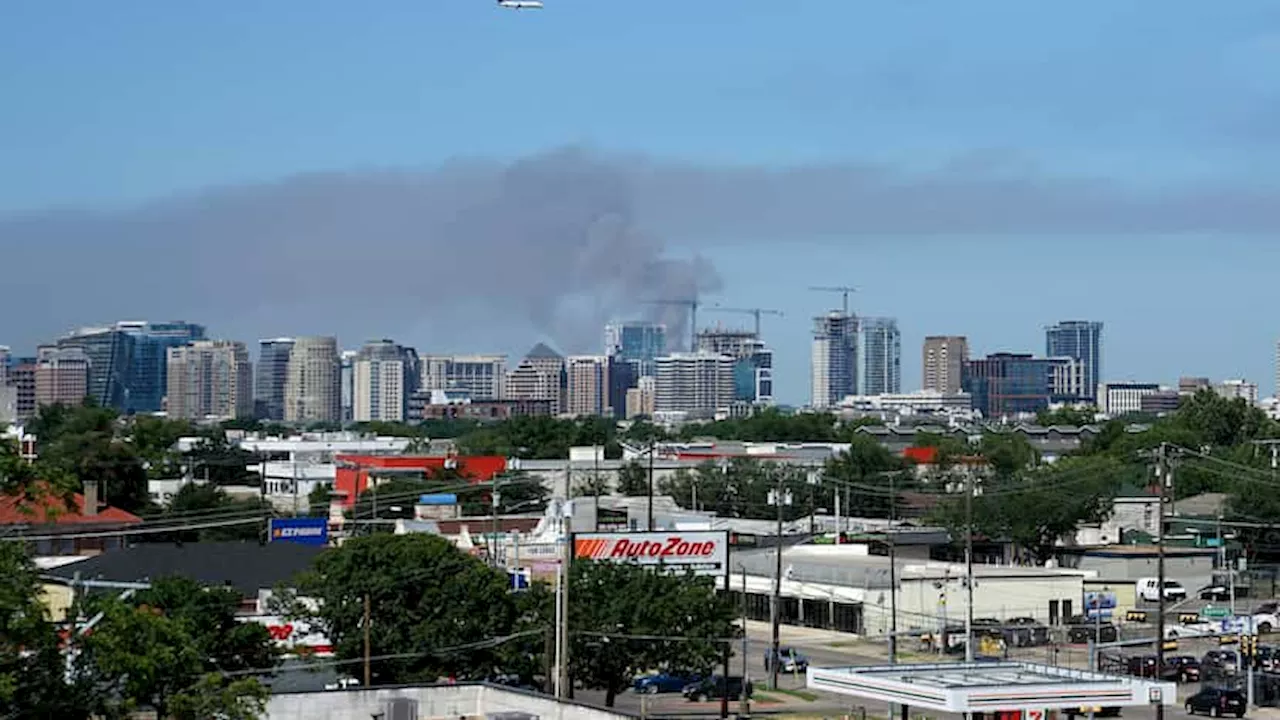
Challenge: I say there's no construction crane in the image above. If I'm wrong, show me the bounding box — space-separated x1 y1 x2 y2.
705 305 783 337
809 285 857 315
641 298 701 351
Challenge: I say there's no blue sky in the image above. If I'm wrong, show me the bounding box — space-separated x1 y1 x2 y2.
3 1 1279 404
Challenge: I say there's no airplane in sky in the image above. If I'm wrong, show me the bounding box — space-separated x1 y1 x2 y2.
498 0 543 8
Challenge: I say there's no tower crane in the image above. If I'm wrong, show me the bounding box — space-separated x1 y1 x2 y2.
809 285 857 315
641 298 702 351
705 305 783 337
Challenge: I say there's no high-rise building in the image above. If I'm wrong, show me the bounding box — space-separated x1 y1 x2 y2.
625 376 656 419
1216 379 1259 405
8 358 36 420
606 357 638 419
56 328 134 410
859 317 902 396
1275 340 1280 400
697 328 774 407
810 312 858 409
0 346 12 425
352 340 418 423
655 352 735 417
962 352 1066 419
1179 377 1211 396
604 321 666 378
922 336 969 394
420 355 507 401
505 343 566 414
284 337 341 424
0 346 8 387
165 340 253 421
116 321 207 413
34 347 91 409
565 355 609 417
339 350 357 423
255 339 295 421
1045 321 1103 402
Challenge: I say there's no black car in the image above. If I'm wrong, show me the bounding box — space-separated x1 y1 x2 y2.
1203 650 1241 676
971 618 1005 638
1066 615 1118 644
1185 687 1246 717
1163 656 1202 683
1005 617 1050 647
682 676 752 702
1126 655 1158 678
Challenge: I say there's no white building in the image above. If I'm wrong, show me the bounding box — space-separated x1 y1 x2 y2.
1097 382 1162 416
352 340 418 423
1049 356 1088 399
655 352 735 418
922 336 969 395
837 390 974 416
811 312 858 409
859 317 902 396
420 354 506 401
1216 378 1259 404
165 340 254 421
236 432 413 506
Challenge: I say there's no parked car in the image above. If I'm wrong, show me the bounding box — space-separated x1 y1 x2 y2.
1005 617 1050 647
682 676 752 702
1166 621 1216 640
1066 615 1118 644
1202 650 1241 677
1126 655 1158 678
1137 578 1187 602
1200 585 1234 601
764 647 809 673
1184 687 1246 717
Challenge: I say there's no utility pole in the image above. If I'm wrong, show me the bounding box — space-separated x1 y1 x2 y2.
740 566 750 719
768 469 790 691
363 593 372 687
888 472 899 664
491 473 502 566
964 470 975 663
1155 444 1170 720
647 439 655 531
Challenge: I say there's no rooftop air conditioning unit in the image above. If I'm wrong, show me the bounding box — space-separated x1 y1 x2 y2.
385 698 418 720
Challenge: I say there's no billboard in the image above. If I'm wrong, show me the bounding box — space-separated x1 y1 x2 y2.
573 531 729 578
269 517 329 546
1084 590 1117 619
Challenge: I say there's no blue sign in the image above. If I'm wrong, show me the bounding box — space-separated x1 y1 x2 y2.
269 517 329 546
509 569 530 591
419 494 458 506
1084 591 1117 619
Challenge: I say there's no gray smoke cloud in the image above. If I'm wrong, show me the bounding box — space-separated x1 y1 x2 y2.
1 146 1277 356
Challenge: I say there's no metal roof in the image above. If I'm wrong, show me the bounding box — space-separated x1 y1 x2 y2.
808 662 1175 713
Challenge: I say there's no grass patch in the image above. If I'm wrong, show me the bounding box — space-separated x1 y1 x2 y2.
770 688 819 702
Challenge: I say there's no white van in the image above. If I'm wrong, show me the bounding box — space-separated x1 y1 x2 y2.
1137 578 1187 602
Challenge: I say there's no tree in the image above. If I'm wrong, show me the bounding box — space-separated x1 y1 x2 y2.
1036 405 1099 427
184 434 261 486
298 534 518 684
978 432 1039 480
569 560 736 706
616 460 650 496
127 415 195 480
148 483 270 543
168 674 269 720
131 577 278 674
823 435 909 518
0 543 92 718
30 401 150 513
0 436 77 511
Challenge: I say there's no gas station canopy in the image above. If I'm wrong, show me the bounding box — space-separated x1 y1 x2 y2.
808 662 1176 714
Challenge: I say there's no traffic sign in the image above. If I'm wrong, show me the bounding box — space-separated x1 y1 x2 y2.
1203 607 1230 619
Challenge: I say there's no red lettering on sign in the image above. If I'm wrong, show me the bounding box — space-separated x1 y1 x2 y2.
267 624 294 640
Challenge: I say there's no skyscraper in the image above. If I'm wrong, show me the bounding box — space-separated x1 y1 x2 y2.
284 337 341 424
116 321 207 413
420 355 507 400
654 352 735 417
352 340 419 423
34 347 91 409
810 312 858 409
604 321 666 378
56 327 135 410
255 338 295 421
504 343 566 414
565 355 609 416
962 352 1071 419
340 350 357 423
697 328 774 406
1045 321 1104 402
922 336 969 394
165 340 253 421
859 317 901 396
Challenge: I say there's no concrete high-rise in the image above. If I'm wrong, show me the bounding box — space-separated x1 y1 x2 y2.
655 352 735 417
1045 321 1104 402
420 355 506 401
340 350 357 423
810 312 858 409
34 347 91 409
8 358 36 421
505 343 566 414
859 317 901 396
255 338 295 421
697 328 773 407
922 336 968 394
352 340 418 423
604 321 666 378
565 355 609 416
284 337 341 424
165 340 253 421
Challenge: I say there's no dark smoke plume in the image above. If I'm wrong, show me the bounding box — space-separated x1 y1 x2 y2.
1 146 1277 355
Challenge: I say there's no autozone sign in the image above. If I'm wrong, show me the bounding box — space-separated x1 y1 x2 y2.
573 531 728 577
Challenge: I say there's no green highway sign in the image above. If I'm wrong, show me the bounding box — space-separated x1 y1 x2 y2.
1203 607 1230 619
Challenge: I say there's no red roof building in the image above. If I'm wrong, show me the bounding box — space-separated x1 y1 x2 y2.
0 485 143 556
333 455 509 507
